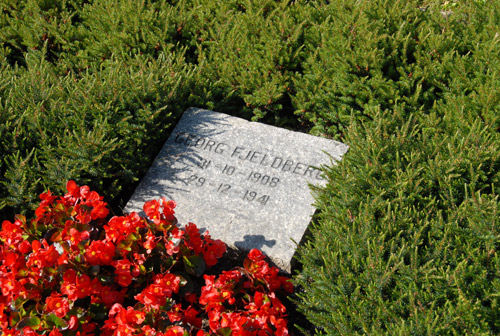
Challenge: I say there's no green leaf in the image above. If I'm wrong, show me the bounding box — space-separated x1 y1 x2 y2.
183 255 206 277
45 313 69 330
216 327 232 336
17 316 41 329
13 297 28 310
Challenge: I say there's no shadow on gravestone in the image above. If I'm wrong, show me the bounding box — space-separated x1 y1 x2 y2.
128 110 232 211
234 234 277 252
125 107 349 273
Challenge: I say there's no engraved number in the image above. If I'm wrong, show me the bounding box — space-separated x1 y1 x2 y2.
243 190 257 201
257 195 270 205
198 159 211 170
247 171 279 187
217 183 231 193
243 190 270 205
222 164 235 176
186 175 206 187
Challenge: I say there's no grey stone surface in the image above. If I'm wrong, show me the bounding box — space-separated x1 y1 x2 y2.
125 107 348 272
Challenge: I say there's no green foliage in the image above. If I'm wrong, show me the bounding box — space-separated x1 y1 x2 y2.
0 0 312 218
191 0 308 125
297 108 500 335
292 0 499 139
295 1 500 334
0 0 199 218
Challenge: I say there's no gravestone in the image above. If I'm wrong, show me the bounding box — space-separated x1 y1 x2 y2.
125 107 348 272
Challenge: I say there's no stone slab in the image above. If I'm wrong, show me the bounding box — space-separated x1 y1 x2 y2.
125 107 348 272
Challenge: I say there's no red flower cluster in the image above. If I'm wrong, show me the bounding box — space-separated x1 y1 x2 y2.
200 249 292 336
0 181 292 335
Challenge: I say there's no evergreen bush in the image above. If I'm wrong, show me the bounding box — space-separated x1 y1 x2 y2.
0 0 310 218
190 0 308 125
0 0 201 218
295 0 500 334
292 0 498 139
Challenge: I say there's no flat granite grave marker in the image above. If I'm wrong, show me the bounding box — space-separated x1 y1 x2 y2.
125 107 348 272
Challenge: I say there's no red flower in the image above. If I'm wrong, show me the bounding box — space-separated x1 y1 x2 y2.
112 259 133 287
65 180 92 201
90 278 103 296
85 240 115 265
85 241 101 265
203 239 226 267
67 228 90 246
75 274 92 299
134 273 180 309
143 200 161 222
45 294 69 318
116 272 133 287
248 248 265 262
112 259 132 274
17 240 32 254
35 190 57 218
161 198 176 221
0 274 20 300
65 180 85 203
125 307 145 325
104 213 144 243
104 304 146 336
162 326 185 336
90 202 109 220
68 315 79 331
280 276 294 293
0 304 8 329
22 327 40 336
161 273 181 293
49 327 63 336
184 223 203 254
61 269 78 300
183 305 202 328
100 286 125 308
167 304 182 323
142 230 157 253
165 239 179 256
1 328 20 336
27 240 60 269
0 220 23 248
1 186 295 335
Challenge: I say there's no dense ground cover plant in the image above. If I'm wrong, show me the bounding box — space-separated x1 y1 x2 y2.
0 0 310 219
292 0 500 139
295 1 500 334
0 181 293 335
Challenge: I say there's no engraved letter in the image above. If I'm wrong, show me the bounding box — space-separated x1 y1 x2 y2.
204 140 215 151
282 159 293 172
249 151 263 164
260 153 270 166
271 157 283 169
174 132 187 143
232 146 245 158
194 137 205 149
293 162 305 175
303 165 315 178
186 133 198 146
315 168 325 180
240 150 252 161
215 143 228 154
